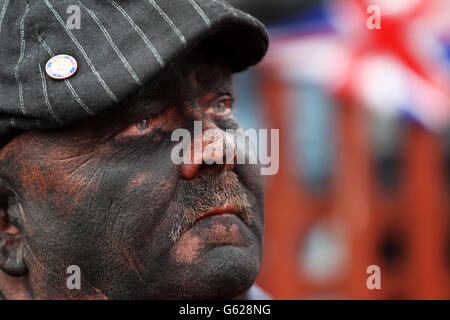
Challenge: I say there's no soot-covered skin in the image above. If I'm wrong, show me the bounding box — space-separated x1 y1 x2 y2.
0 47 265 299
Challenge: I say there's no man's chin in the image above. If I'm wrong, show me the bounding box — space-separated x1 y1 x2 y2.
163 215 262 299
162 245 261 299
195 245 261 299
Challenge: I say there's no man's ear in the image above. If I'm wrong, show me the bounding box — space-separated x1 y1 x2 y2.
0 187 27 277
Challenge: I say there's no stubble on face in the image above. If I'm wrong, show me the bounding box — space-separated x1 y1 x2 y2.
169 171 253 243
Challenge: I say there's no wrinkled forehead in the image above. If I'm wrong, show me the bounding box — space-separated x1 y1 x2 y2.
141 39 233 102
117 43 233 123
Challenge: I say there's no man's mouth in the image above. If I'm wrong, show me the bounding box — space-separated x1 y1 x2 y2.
169 172 254 243
194 205 240 222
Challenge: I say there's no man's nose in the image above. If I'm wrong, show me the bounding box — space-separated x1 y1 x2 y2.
181 126 237 180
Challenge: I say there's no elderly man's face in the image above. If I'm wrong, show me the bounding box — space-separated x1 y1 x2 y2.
0 46 265 299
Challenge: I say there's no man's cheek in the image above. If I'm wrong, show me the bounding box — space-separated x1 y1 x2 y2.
17 153 104 218
91 165 179 244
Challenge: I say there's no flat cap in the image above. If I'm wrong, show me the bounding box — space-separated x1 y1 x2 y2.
0 0 268 145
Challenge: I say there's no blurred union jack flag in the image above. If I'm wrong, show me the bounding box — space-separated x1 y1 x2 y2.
264 0 450 131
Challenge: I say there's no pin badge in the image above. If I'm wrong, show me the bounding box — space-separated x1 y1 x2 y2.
45 54 78 80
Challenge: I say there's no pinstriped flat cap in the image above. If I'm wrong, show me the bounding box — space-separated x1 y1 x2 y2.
0 0 268 145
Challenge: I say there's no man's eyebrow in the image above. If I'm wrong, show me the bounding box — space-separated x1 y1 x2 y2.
133 98 165 116
212 87 233 95
117 91 166 120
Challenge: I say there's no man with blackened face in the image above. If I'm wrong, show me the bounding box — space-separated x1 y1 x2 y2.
0 0 268 299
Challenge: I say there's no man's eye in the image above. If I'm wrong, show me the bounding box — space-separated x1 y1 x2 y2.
135 119 151 131
118 118 155 137
208 97 233 117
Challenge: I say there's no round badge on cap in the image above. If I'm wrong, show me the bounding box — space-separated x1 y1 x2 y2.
45 54 78 80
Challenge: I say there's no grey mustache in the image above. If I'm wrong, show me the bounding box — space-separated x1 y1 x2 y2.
169 172 253 242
